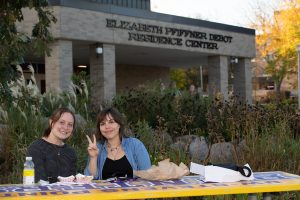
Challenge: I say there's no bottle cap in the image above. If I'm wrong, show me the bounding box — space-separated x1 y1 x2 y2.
26 157 32 160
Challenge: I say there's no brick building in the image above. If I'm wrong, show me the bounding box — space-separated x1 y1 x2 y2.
18 0 255 106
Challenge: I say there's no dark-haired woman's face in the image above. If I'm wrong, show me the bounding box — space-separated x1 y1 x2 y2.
99 114 120 140
50 112 74 141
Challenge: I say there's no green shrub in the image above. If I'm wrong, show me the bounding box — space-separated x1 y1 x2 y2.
1 106 44 183
1 75 300 185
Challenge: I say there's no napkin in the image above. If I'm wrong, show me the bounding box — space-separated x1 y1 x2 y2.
134 159 189 180
190 162 254 182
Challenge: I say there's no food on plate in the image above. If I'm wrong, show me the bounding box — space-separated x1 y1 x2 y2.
57 175 75 182
57 174 93 183
75 173 94 183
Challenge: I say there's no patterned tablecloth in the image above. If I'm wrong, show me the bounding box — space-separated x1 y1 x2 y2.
1 171 300 199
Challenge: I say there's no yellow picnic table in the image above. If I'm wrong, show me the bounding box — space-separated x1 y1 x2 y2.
0 171 299 200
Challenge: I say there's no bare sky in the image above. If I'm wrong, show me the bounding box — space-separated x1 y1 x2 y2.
151 0 282 28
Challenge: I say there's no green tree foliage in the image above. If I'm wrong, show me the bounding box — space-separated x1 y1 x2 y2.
186 67 201 87
170 67 202 90
0 0 57 69
170 68 187 89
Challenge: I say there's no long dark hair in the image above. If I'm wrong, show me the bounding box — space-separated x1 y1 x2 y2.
43 107 76 137
96 107 128 141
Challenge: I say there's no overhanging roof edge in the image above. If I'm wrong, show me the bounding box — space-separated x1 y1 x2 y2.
48 0 255 36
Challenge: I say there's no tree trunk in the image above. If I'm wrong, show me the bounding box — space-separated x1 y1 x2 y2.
275 80 282 103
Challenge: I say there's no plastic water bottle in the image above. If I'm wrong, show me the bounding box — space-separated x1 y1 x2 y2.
23 157 35 185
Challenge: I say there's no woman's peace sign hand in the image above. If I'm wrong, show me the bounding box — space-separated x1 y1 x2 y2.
86 134 99 158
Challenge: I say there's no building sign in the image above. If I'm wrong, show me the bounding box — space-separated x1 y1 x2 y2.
106 19 233 50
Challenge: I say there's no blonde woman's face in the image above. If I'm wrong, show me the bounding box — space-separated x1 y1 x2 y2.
99 114 120 140
50 112 74 141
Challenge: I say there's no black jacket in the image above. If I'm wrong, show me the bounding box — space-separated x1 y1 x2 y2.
27 138 77 183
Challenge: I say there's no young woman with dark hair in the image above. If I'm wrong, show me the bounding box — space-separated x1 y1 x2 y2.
84 107 151 180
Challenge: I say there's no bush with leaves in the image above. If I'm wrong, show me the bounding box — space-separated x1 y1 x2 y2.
0 66 93 183
1 76 300 184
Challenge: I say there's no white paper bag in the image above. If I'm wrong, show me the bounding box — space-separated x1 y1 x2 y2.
190 162 254 182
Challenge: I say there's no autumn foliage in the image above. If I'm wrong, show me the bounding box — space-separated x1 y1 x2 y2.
253 0 300 100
